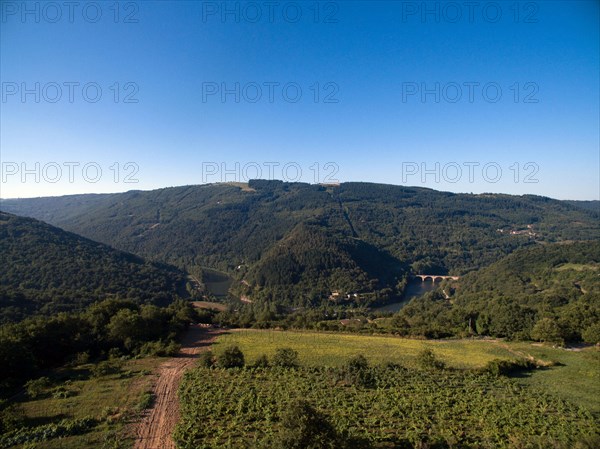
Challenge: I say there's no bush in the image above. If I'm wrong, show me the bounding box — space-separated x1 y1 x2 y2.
90 360 122 378
582 323 600 345
217 346 245 369
0 403 25 435
139 340 181 357
275 400 340 449
272 348 299 368
137 391 154 411
342 355 374 387
252 354 270 368
0 417 96 448
483 358 537 376
199 351 215 368
51 386 76 399
24 377 51 399
416 348 445 371
272 399 372 449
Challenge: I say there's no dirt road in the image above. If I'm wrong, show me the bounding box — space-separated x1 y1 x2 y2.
133 325 219 449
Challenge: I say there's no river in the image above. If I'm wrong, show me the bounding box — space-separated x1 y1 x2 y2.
372 279 440 313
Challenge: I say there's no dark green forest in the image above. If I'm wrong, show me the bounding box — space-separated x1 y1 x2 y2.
403 240 600 343
2 181 598 307
0 212 187 322
0 298 197 391
207 241 600 344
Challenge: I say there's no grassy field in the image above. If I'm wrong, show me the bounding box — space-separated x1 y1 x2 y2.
508 342 600 415
3 357 160 449
192 301 228 312
215 330 600 414
215 330 515 369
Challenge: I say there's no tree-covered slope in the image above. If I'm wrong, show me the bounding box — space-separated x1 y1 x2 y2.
239 222 405 306
2 181 598 306
396 241 600 342
0 211 187 322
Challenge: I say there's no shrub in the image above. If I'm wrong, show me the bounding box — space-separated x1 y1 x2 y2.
217 346 245 369
199 351 215 368
137 391 155 411
275 400 339 449
416 348 445 371
272 348 299 368
342 355 374 387
272 399 372 449
0 403 25 435
252 354 270 368
24 377 51 399
582 323 600 345
483 358 537 376
139 340 181 357
51 386 76 399
90 360 122 378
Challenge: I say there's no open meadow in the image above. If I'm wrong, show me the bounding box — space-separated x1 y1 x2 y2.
1 358 158 449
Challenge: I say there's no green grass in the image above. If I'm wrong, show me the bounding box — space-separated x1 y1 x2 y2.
555 263 599 272
4 358 160 449
215 330 513 369
215 330 600 414
508 343 600 415
192 301 228 312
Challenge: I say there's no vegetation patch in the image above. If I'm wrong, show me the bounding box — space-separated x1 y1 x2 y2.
176 353 599 448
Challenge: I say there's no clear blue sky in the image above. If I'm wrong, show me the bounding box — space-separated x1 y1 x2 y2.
1 0 598 199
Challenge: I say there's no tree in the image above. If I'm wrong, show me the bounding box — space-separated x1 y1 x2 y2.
342 354 374 387
273 399 371 449
531 318 564 345
275 400 340 449
417 348 445 370
107 308 145 350
217 345 245 368
582 323 600 345
272 348 299 368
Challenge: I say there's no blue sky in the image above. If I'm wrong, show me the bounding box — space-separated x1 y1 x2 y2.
1 0 598 199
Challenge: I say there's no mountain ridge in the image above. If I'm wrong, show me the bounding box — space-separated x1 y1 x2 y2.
2 180 598 307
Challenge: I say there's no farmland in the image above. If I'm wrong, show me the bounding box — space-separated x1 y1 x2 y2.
176 331 599 449
214 330 600 413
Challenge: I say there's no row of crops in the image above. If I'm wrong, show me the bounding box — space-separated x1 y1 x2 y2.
174 360 599 448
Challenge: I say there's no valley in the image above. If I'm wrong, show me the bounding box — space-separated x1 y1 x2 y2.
0 182 598 448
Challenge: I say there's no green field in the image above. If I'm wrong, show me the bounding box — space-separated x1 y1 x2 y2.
215 330 600 414
1 358 159 449
216 330 520 368
178 331 600 448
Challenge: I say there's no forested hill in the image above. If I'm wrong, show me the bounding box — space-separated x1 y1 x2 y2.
565 200 599 216
0 211 187 322
2 181 598 306
396 241 600 342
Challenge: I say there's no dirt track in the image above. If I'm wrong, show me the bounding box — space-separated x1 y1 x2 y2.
133 325 219 449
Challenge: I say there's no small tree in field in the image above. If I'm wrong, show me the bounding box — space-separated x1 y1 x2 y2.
417 348 445 371
199 350 215 368
272 399 372 449
217 345 245 368
276 400 338 449
272 348 300 368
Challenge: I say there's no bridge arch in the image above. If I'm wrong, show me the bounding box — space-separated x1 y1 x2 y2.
413 274 460 283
